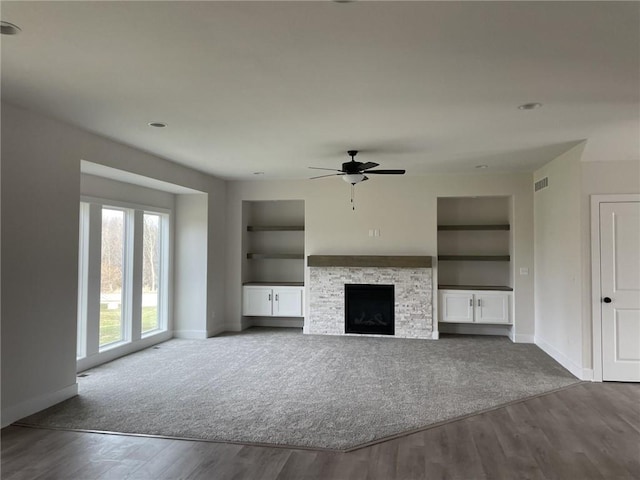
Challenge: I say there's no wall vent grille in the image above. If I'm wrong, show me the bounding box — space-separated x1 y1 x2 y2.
534 177 549 192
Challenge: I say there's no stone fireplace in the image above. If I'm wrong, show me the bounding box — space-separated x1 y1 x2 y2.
306 255 434 339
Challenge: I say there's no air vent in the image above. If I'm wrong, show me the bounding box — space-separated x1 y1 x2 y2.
534 177 549 192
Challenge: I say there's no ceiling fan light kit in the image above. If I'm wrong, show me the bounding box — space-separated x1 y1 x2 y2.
343 173 366 184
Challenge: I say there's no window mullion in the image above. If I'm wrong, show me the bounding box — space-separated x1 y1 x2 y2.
160 214 169 331
130 210 144 342
77 203 90 360
85 203 103 357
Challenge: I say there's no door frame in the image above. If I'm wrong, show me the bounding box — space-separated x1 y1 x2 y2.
591 194 640 382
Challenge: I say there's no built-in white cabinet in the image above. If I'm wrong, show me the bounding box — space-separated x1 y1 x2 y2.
439 290 511 325
243 285 304 317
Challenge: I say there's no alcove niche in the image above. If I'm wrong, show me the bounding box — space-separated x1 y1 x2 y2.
241 200 305 328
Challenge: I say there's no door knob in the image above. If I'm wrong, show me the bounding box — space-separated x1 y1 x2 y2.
603 297 612 303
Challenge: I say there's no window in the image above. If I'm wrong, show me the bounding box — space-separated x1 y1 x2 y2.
100 208 126 347
142 212 164 335
77 201 170 361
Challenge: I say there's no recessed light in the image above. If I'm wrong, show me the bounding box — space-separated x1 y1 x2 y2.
517 102 542 110
0 21 21 35
253 172 265 175
148 122 167 128
475 165 488 169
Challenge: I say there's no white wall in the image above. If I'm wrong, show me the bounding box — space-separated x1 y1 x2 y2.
174 194 209 338
206 183 230 337
1 104 81 426
1 103 227 426
533 143 585 378
226 173 535 340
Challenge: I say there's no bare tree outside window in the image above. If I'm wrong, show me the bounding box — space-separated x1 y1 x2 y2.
100 208 125 346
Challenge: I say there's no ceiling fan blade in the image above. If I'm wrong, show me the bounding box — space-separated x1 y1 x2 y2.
309 166 343 172
309 173 344 180
359 162 379 171
364 169 406 174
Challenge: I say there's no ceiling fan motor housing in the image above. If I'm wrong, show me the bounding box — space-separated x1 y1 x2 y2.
342 160 363 173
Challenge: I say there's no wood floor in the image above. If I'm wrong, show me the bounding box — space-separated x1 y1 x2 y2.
2 382 639 480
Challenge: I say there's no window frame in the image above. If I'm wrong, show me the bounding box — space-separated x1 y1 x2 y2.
77 196 172 367
141 210 170 337
98 205 132 350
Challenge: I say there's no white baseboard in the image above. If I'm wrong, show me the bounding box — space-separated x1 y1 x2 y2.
173 329 209 339
207 325 227 337
535 336 592 380
223 321 243 332
1 383 78 428
431 331 440 339
512 333 535 344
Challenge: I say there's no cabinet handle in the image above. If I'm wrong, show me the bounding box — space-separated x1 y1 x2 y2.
469 298 473 307
275 294 279 301
268 294 272 301
477 299 481 307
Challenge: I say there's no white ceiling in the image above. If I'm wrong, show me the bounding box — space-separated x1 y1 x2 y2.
2 1 638 180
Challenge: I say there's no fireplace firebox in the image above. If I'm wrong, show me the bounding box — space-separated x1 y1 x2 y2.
344 284 395 335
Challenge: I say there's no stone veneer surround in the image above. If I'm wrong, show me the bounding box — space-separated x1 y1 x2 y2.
306 265 433 339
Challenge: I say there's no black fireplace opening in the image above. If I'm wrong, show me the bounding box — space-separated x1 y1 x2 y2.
345 284 395 335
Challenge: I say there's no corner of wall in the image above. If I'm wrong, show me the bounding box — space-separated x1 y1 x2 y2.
1 383 78 428
535 336 592 380
533 143 586 376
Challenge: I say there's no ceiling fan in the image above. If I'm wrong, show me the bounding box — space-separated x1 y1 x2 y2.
309 150 406 185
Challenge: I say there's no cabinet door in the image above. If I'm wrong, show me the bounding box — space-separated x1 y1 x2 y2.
242 287 273 316
273 287 303 317
440 292 474 323
475 293 510 324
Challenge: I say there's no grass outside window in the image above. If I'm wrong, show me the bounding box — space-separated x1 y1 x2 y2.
99 304 160 346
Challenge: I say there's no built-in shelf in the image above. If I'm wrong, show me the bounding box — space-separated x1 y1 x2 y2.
438 255 510 262
438 224 510 231
247 253 304 260
438 284 513 291
247 225 305 232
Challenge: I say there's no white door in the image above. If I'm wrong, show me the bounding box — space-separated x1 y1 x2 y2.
601 202 640 382
273 287 303 317
475 293 510 324
242 287 273 316
440 292 474 323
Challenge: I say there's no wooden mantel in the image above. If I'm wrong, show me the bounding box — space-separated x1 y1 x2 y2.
307 255 432 268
